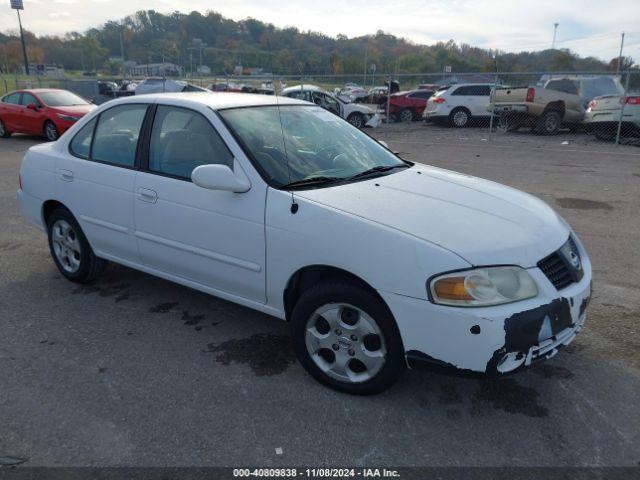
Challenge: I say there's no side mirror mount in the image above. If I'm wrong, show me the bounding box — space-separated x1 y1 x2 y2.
27 103 38 111
191 164 251 193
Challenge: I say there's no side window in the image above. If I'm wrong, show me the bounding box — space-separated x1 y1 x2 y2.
148 105 234 179
69 118 97 159
451 86 471 96
409 91 433 99
2 93 21 104
91 104 147 168
476 86 491 96
20 93 40 107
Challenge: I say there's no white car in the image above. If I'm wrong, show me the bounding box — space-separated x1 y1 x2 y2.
282 84 381 128
135 78 208 95
423 83 493 127
17 93 592 394
584 94 640 140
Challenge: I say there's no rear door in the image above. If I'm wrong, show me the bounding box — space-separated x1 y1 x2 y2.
133 104 267 302
470 85 491 116
56 103 148 264
0 92 23 131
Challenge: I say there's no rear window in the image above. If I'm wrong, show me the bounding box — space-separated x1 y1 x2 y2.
580 77 624 101
545 79 579 95
408 91 433 99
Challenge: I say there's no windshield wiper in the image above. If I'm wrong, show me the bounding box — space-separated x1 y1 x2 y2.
280 176 343 190
347 164 410 181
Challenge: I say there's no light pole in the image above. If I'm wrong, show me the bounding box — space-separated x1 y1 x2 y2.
552 23 559 50
10 0 29 75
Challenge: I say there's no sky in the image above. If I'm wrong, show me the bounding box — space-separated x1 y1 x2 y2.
1 0 639 62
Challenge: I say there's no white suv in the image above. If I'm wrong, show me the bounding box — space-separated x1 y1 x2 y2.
423 83 493 127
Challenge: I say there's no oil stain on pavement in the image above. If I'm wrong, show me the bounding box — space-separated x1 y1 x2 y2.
555 197 613 210
204 333 297 376
471 378 549 418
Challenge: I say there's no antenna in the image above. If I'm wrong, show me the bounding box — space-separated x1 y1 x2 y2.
266 38 297 213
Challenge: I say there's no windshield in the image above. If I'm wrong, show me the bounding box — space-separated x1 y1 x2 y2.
220 105 406 188
39 91 89 107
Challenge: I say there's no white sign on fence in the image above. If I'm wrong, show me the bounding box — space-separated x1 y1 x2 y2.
444 65 452 73
10 0 24 10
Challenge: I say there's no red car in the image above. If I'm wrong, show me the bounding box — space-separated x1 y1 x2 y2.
0 89 95 141
386 89 434 122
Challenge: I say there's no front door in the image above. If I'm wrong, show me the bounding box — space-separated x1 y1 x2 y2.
133 104 266 302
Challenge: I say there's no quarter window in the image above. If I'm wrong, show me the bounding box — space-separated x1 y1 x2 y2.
69 118 97 159
2 93 21 104
91 104 147 167
148 105 233 179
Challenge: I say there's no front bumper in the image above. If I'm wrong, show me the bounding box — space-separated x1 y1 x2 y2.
365 113 382 128
379 247 592 376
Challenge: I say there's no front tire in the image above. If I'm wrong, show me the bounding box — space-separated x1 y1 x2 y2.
44 120 59 141
0 118 10 138
47 208 106 283
290 281 405 395
347 113 364 129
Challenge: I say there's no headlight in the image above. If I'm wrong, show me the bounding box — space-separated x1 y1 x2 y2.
429 266 538 307
57 114 79 122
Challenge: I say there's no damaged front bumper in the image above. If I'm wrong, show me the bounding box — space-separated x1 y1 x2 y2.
379 249 592 376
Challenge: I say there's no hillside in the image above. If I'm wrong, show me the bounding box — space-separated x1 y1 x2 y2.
0 9 623 75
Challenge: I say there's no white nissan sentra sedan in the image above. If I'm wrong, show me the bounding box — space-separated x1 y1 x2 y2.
17 92 592 394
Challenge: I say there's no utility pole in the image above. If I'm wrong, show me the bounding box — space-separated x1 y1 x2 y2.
552 23 559 49
617 32 625 73
363 44 368 86
11 1 29 75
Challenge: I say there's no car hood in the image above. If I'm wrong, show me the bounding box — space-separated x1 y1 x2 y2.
52 105 95 116
343 103 375 115
294 165 568 267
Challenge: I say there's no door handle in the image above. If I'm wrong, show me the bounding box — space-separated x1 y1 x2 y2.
137 187 158 203
59 169 74 182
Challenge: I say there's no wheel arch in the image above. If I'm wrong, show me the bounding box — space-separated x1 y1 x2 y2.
42 199 70 227
543 101 566 118
283 264 390 322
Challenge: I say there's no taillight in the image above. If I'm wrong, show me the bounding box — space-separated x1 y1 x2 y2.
432 97 446 104
626 96 640 105
526 88 535 102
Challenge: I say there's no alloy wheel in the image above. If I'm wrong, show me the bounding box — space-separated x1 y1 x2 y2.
304 303 386 383
45 122 59 141
51 219 82 273
349 115 363 128
453 110 469 127
400 110 413 122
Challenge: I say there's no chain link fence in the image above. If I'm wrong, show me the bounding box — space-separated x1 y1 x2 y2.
1 69 639 147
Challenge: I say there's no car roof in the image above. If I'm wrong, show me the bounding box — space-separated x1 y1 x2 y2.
282 84 323 93
105 91 310 110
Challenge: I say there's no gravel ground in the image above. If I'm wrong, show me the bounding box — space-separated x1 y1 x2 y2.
1 125 639 468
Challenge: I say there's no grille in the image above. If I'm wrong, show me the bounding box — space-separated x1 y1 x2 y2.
537 250 574 290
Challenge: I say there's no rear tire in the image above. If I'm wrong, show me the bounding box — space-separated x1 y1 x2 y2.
44 120 59 141
399 109 414 123
47 208 107 283
449 107 471 128
0 118 10 138
290 281 406 395
535 110 561 135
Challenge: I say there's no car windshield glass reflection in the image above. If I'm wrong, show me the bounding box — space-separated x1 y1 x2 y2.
38 91 90 107
220 106 407 188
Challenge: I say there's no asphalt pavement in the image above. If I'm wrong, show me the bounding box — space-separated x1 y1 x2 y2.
1 125 639 467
